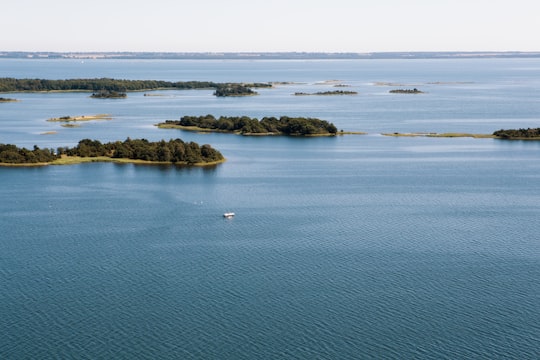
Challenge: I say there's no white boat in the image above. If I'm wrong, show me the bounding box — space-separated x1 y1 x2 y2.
223 212 235 218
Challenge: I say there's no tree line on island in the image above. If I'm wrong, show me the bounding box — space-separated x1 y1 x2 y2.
0 78 270 97
492 128 540 139
0 144 58 164
161 115 339 135
0 138 224 165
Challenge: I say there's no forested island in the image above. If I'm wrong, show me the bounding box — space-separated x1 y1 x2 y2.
158 115 339 136
0 78 271 97
90 90 127 98
214 84 259 97
294 90 358 96
492 128 540 139
0 138 224 166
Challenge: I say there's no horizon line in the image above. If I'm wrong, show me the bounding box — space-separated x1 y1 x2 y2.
2 51 540 60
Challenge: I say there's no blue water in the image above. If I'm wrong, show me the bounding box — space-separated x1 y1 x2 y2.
1 58 540 359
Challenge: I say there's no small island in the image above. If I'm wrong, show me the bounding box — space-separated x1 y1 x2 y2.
91 90 127 99
213 84 258 97
492 127 540 140
158 115 339 136
389 88 424 94
47 114 112 122
294 90 358 96
0 97 18 102
0 138 224 166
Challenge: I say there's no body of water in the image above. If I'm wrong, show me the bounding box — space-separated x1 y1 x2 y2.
1 58 539 359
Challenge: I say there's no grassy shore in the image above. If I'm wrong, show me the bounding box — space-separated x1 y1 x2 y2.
53 156 226 166
1 155 226 167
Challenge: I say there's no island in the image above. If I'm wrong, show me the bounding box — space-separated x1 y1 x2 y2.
492 127 540 140
214 84 258 97
0 78 271 98
47 114 112 122
294 90 358 96
157 115 340 136
0 97 18 102
0 138 225 166
389 88 424 94
91 90 127 99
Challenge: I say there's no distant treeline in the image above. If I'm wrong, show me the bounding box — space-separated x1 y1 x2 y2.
1 138 223 164
164 115 338 135
493 128 540 139
0 78 271 93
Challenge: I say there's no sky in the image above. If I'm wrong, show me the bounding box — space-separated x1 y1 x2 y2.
2 0 539 52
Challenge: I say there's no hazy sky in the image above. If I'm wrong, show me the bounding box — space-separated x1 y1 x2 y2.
2 0 539 52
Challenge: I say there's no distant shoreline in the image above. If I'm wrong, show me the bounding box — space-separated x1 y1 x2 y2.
3 51 540 60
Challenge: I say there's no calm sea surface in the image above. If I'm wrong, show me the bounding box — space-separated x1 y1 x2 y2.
1 58 539 359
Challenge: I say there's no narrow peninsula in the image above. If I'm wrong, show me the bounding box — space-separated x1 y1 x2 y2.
382 132 494 138
0 138 225 167
382 127 540 140
158 115 340 136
